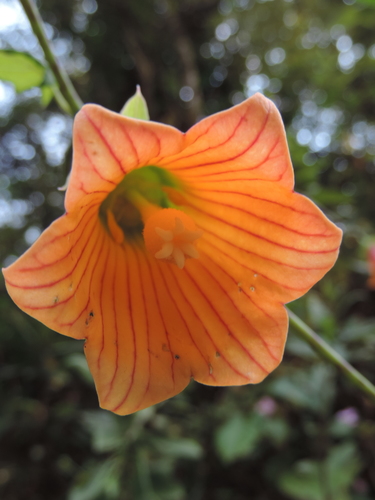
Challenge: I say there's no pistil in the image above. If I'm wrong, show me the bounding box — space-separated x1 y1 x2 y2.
143 208 202 269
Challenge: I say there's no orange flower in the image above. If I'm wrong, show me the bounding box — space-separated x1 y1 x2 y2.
3 94 342 415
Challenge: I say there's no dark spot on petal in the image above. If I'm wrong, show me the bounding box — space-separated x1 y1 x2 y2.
85 311 95 325
215 351 221 357
174 354 180 360
54 296 59 304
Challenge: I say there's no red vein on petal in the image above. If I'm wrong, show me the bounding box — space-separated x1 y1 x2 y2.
23 230 104 312
187 192 334 239
57 229 106 325
200 235 314 294
103 241 121 401
18 205 98 272
158 262 216 381
194 206 340 255
146 256 176 385
193 186 322 219
162 114 245 167
119 124 139 166
184 174 286 184
131 247 152 412
149 128 161 158
197 258 280 358
241 286 282 331
97 237 112 371
183 266 269 376
153 116 219 166
175 135 281 179
184 115 220 147
78 135 118 184
169 103 271 171
78 183 111 197
16 224 105 313
152 119 219 168
241 287 284 336
111 243 137 413
82 109 127 175
8 213 100 289
164 264 249 381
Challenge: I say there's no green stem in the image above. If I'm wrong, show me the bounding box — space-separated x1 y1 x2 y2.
19 0 83 114
287 307 375 403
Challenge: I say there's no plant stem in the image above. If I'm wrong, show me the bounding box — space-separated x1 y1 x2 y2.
287 307 375 403
19 0 83 114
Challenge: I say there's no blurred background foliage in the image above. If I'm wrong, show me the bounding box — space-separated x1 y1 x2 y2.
1 0 375 498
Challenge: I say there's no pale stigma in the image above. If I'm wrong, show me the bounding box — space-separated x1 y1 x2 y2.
154 217 202 269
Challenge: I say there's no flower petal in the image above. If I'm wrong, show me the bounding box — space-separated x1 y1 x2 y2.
160 93 293 188
86 245 193 415
3 199 104 339
66 104 184 212
184 179 342 303
91 245 286 414
163 256 288 386
3 93 343 416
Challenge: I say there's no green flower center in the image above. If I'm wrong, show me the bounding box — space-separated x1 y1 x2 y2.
99 165 182 241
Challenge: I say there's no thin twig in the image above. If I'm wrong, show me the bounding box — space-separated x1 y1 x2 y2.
287 307 375 403
19 0 83 114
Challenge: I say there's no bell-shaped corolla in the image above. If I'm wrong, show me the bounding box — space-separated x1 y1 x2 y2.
3 94 342 415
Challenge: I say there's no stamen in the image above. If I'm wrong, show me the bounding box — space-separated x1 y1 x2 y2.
181 243 200 259
155 242 174 259
172 247 185 269
155 227 173 241
143 208 203 269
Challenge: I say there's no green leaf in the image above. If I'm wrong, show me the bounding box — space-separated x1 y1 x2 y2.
68 459 121 500
151 437 203 460
356 0 375 6
269 364 336 414
83 411 123 453
215 413 263 464
278 459 322 500
277 442 362 500
262 417 290 446
327 442 362 491
120 85 150 120
0 50 46 92
40 84 54 107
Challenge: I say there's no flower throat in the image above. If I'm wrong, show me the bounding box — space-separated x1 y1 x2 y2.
99 166 202 268
99 165 180 241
